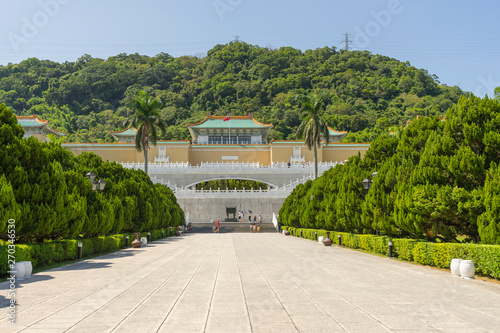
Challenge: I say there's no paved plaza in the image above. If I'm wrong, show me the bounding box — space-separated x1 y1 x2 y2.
1 233 500 332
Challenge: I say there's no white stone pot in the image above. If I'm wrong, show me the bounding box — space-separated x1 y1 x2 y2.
460 260 475 279
20 261 33 279
141 237 148 247
14 262 26 281
450 258 462 277
318 236 325 244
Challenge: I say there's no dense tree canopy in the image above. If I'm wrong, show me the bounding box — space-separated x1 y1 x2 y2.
0 43 463 143
0 104 184 242
280 96 500 245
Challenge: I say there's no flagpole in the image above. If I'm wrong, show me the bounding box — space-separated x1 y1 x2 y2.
229 116 231 144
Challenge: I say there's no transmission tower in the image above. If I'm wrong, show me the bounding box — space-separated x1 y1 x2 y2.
341 32 352 51
233 35 241 42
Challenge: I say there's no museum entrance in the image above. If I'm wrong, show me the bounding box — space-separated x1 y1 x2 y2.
225 206 237 222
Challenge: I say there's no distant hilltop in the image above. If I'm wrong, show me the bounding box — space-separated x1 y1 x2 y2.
0 42 464 143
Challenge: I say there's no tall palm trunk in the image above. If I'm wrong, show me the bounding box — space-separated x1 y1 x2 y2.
143 124 149 175
313 142 318 179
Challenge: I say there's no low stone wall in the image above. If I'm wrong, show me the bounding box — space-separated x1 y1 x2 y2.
176 195 285 222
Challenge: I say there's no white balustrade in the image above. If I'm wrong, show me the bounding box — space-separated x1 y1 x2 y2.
120 161 340 174
122 161 340 195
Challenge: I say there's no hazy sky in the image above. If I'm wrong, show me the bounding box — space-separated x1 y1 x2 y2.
1 0 499 95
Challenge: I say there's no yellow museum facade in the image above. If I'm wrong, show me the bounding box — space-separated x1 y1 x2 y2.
17 113 370 165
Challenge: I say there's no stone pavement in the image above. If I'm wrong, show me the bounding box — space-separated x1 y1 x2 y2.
1 233 499 333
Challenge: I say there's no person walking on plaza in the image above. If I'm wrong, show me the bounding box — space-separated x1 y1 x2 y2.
216 218 220 234
211 219 216 233
248 210 252 222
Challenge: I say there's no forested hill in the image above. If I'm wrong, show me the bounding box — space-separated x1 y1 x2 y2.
0 42 464 143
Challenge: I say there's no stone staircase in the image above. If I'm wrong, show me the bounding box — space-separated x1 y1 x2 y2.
190 222 277 233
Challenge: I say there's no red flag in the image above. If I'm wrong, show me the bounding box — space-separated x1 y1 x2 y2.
223 116 230 121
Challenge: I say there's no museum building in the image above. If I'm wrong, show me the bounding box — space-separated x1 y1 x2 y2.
16 113 370 165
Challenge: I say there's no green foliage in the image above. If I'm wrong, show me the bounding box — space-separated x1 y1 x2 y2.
124 90 166 174
477 164 500 244
0 107 184 242
286 227 500 279
0 45 463 143
0 228 177 275
296 92 329 179
280 96 500 244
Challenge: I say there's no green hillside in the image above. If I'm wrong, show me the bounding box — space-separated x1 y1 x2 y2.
0 42 464 143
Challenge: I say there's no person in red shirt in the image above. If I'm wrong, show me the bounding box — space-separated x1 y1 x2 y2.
216 218 220 234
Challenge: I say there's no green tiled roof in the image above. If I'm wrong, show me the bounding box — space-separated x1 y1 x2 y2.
189 119 271 129
18 118 43 127
112 128 137 136
328 128 347 136
17 116 66 136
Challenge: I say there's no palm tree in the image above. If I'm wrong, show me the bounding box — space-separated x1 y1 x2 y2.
124 91 165 174
296 92 330 179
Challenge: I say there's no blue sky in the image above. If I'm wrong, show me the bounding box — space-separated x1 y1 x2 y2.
1 0 499 95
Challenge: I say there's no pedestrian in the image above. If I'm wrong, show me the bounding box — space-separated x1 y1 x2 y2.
258 215 262 224
253 215 257 225
211 219 216 233
248 210 252 222
216 218 220 234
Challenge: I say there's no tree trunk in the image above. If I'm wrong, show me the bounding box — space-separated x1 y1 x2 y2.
313 142 318 179
143 134 149 175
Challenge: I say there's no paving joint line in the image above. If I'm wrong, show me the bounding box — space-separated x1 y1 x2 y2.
232 234 255 333
260 234 402 332
252 235 349 332
61 237 203 333
0 237 189 323
234 233 300 333
98 234 215 332
15 237 195 332
155 234 223 332
202 235 226 333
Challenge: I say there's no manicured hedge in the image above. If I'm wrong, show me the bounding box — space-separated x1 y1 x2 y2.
284 227 500 279
0 227 179 275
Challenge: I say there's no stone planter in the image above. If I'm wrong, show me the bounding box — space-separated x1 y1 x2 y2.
20 261 32 279
450 258 462 277
175 230 181 236
323 232 333 246
460 260 475 279
141 237 148 247
318 236 325 244
14 262 26 281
